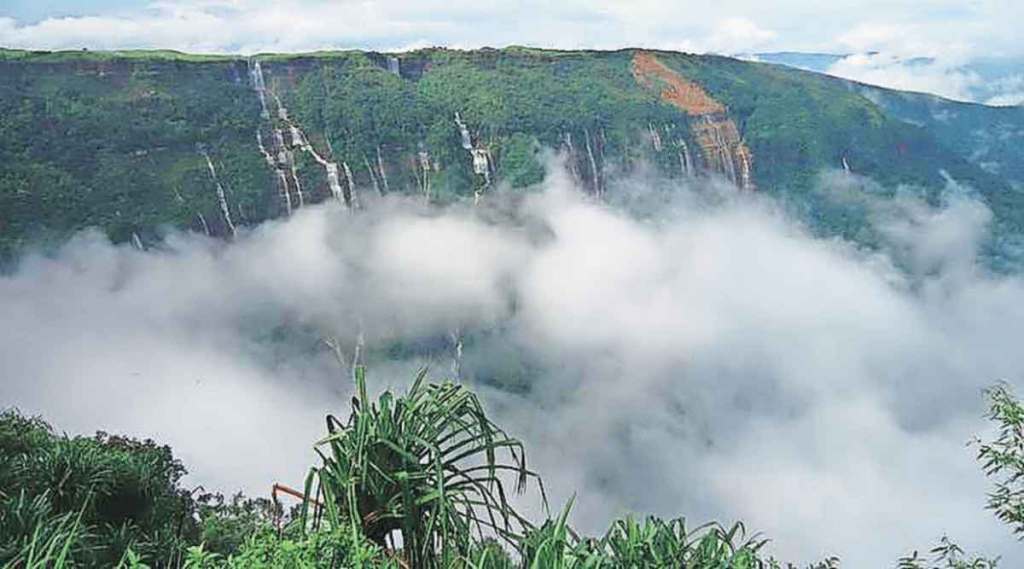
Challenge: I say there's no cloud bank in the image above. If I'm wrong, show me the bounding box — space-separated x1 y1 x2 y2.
2 167 1023 565
2 0 1021 60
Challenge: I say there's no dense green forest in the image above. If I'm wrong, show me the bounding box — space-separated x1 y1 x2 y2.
1 47 1021 263
0 368 1018 568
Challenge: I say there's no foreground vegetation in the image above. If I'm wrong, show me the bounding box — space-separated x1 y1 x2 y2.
1 371 1019 567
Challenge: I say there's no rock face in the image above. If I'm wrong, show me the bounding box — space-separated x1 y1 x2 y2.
631 51 754 190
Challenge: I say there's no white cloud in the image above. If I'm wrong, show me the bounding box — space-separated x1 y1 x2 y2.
1 0 1021 60
3 165 1024 565
704 17 777 54
984 75 1024 106
826 52 982 101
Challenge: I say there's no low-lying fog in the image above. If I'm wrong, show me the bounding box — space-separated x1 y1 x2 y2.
3 163 1023 565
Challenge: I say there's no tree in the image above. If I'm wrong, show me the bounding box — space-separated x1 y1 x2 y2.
977 383 1024 538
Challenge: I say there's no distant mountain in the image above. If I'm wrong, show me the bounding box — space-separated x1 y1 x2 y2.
1 46 1022 263
747 51 848 71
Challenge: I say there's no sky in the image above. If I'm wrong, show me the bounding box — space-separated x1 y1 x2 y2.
1 1 1022 103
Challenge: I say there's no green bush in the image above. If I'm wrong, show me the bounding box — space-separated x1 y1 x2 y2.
6 372 1024 567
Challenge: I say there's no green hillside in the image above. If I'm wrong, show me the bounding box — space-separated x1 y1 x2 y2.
1 46 1020 258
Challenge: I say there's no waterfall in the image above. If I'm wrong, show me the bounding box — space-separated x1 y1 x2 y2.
343 161 357 208
131 232 144 251
454 111 492 195
325 163 344 203
258 130 294 214
705 117 739 185
417 150 432 200
691 115 755 190
277 171 292 215
737 145 754 191
249 59 270 119
251 60 299 212
471 149 490 179
272 92 289 122
677 139 694 177
454 110 493 195
454 112 473 150
290 123 346 206
196 213 211 236
649 123 663 152
387 56 401 77
563 131 581 182
584 128 601 197
273 129 288 163
364 155 381 196
289 156 304 207
376 146 390 193
256 130 275 166
201 151 237 238
631 51 756 191
842 156 851 173
273 128 301 211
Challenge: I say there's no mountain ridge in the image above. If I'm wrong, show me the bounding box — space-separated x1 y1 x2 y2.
1 45 1021 260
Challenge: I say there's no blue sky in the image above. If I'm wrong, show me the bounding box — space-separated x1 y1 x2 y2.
4 0 139 23
0 1 1021 103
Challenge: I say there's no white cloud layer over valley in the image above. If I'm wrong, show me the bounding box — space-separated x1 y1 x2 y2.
3 166 1024 565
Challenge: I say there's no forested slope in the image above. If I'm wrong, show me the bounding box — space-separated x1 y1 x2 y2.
1 47 1020 257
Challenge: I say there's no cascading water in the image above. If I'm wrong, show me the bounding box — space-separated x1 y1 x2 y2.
364 156 381 196
252 58 365 211
563 131 581 182
691 115 754 190
249 60 270 119
289 122 348 206
342 162 357 208
324 163 344 203
584 128 601 197
201 150 237 238
677 139 694 177
631 51 755 191
455 112 473 150
376 146 390 194
196 212 211 236
257 130 294 214
454 112 492 199
250 61 301 214
416 150 432 200
471 149 491 179
649 123 664 152
736 145 753 191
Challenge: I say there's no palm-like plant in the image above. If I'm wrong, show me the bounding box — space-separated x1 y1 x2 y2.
603 517 768 568
521 499 771 569
303 367 545 568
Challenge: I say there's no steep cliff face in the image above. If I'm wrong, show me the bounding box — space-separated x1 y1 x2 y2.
631 52 754 190
0 47 1019 258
